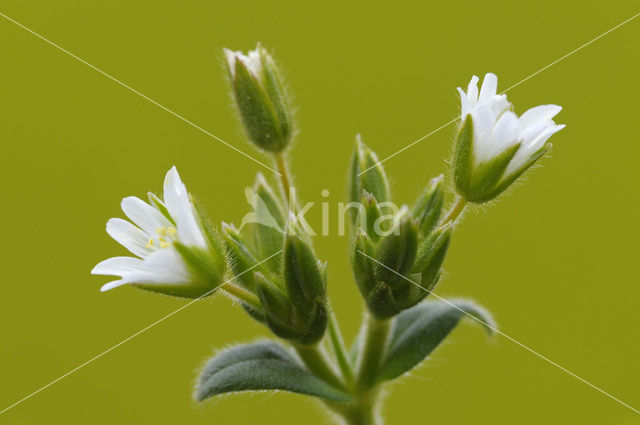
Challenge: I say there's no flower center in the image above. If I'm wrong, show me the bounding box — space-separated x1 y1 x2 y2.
145 226 177 250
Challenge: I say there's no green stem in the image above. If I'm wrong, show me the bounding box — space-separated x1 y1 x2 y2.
440 196 467 226
221 282 262 311
274 152 293 208
294 343 346 391
328 307 355 386
339 392 379 425
355 314 391 392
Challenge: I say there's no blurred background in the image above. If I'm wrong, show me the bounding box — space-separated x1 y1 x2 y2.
1 0 639 423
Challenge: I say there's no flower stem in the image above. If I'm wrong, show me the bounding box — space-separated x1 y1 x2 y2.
327 307 355 386
220 282 262 311
355 314 391 392
274 152 292 207
294 343 346 391
440 196 467 226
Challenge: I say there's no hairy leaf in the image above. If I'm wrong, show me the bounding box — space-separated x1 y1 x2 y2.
377 299 494 382
196 341 351 402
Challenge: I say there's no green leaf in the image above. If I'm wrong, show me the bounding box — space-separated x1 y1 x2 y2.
376 299 495 382
196 341 351 402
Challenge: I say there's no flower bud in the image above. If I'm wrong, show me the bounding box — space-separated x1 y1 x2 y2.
453 73 565 203
411 223 452 295
281 233 328 344
224 44 293 152
411 174 444 236
349 135 390 210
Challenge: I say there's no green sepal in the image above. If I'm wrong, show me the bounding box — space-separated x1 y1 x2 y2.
453 116 474 197
174 242 225 289
373 210 418 288
465 143 520 203
350 135 390 209
352 229 377 301
195 341 352 402
282 234 328 344
482 144 551 201
412 174 444 236
412 223 452 294
255 272 300 340
191 196 228 274
147 192 175 225
252 174 286 274
222 223 263 291
376 299 494 382
259 44 293 148
358 191 383 242
283 234 325 305
232 56 289 152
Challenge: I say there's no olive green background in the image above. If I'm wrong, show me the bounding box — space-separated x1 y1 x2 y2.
1 1 639 424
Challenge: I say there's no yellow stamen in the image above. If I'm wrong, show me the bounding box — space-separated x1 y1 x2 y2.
145 239 154 249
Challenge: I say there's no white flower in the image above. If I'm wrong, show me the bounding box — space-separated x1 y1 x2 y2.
458 73 565 176
92 167 222 295
453 73 565 202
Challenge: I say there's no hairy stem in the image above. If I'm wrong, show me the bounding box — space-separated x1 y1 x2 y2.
220 282 262 311
355 314 391 392
274 152 293 208
328 307 355 386
294 343 346 391
440 196 467 226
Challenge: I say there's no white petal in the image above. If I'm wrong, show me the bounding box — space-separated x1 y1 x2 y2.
519 105 562 128
100 279 131 292
121 196 172 235
505 124 565 176
466 75 480 103
489 111 520 158
470 104 496 163
478 73 498 104
223 48 238 76
127 248 192 285
458 87 471 116
163 167 206 247
106 218 151 258
92 256 143 275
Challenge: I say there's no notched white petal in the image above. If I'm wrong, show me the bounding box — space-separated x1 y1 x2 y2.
106 218 150 258
121 196 172 235
92 256 143 275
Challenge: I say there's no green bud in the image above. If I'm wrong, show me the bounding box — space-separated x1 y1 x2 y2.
224 44 293 152
357 191 383 242
411 175 444 236
281 233 328 344
255 272 300 340
373 209 418 288
412 223 452 295
349 135 390 216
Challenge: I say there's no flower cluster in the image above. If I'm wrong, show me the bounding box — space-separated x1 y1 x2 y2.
92 45 565 425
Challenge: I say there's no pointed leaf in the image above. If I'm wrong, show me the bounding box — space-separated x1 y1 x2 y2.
196 341 351 402
377 299 494 382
